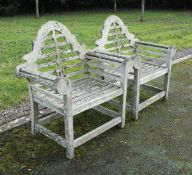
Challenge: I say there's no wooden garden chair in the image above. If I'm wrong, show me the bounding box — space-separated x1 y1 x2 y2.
16 21 135 159
96 15 176 120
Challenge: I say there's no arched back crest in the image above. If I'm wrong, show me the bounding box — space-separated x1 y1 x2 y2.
96 15 138 51
24 21 85 64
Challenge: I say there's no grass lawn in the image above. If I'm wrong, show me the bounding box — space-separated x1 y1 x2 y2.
0 10 192 109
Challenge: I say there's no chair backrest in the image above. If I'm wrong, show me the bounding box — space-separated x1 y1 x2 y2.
24 21 86 79
96 15 138 55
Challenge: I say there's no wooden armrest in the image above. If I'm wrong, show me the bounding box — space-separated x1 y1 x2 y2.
17 67 57 89
17 65 71 96
86 50 133 64
136 41 170 49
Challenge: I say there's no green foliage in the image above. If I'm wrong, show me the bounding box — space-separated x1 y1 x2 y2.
0 0 192 16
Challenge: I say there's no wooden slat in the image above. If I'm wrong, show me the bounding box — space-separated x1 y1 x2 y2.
140 68 168 84
86 52 124 63
66 70 86 78
73 88 122 115
137 49 166 57
35 124 67 148
93 105 119 118
87 62 118 71
65 62 84 70
106 38 129 45
110 26 121 30
38 112 60 125
33 95 65 116
40 50 76 59
73 83 118 103
90 69 120 81
142 84 163 92
46 33 65 40
139 91 165 111
74 117 121 147
42 42 68 49
108 31 124 37
136 41 170 49
95 50 133 60
141 61 165 68
73 84 116 104
106 44 132 52
31 85 63 103
120 49 135 54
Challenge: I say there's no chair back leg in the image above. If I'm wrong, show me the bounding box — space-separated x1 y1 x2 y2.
132 68 140 120
28 82 38 135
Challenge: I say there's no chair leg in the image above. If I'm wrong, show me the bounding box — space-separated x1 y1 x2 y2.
119 94 126 128
132 68 140 120
164 72 171 101
31 101 38 135
65 116 75 159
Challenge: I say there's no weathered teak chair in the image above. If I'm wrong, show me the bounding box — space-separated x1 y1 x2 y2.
96 15 176 120
16 21 135 159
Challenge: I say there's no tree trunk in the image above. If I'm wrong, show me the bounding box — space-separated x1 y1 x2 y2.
114 0 117 13
151 0 153 8
140 0 145 22
35 0 39 18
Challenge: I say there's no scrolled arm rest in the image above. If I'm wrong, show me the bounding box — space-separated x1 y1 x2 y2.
55 76 72 96
17 65 72 95
136 41 170 50
85 50 133 64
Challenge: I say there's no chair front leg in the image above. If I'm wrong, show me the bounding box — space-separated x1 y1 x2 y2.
164 70 171 101
163 46 175 101
28 82 38 135
132 67 140 120
31 101 38 135
65 115 75 159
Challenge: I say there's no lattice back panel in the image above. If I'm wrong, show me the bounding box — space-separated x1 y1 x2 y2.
29 21 86 80
96 15 137 56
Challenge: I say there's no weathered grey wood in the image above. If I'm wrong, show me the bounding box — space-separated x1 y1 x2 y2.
136 41 170 49
119 59 131 127
96 15 138 51
139 91 166 111
31 85 63 103
140 68 168 85
93 105 119 118
28 81 38 135
86 51 124 63
96 15 176 119
35 124 67 147
74 117 121 148
132 67 140 120
164 46 176 101
142 84 163 92
16 21 134 159
72 88 122 116
38 112 60 125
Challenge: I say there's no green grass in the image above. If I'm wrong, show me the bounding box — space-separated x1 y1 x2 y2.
0 10 192 109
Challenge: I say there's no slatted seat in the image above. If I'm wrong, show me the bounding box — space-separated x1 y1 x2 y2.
112 62 168 84
16 21 135 159
32 77 122 116
95 15 176 120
